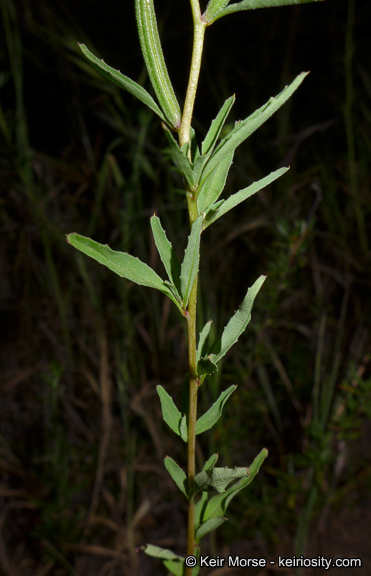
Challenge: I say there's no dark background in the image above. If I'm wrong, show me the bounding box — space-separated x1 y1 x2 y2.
1 0 371 574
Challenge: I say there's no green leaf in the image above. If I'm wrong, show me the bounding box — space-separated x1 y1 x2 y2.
179 415 188 443
163 558 185 576
196 386 237 434
197 356 218 377
78 44 166 123
180 215 204 308
195 516 226 542
194 491 208 527
164 456 188 498
201 95 235 156
142 544 184 561
189 127 201 164
204 166 289 228
203 448 268 520
197 151 234 214
150 215 182 298
203 453 219 470
203 0 231 24
207 275 266 365
207 0 324 24
163 124 195 187
196 320 213 366
193 466 249 495
156 386 182 436
135 0 181 128
66 233 183 312
199 73 308 188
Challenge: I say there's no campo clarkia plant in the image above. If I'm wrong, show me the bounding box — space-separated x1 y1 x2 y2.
67 0 323 573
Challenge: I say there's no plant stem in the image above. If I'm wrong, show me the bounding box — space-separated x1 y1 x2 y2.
180 1 206 572
179 0 206 150
186 277 198 566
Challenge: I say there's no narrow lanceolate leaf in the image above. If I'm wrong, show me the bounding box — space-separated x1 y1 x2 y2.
203 448 268 520
204 166 290 228
164 456 188 498
151 215 181 298
193 467 249 495
78 44 166 123
207 0 324 24
196 386 237 435
201 95 235 156
156 386 182 437
67 233 182 312
180 215 204 308
195 517 226 542
163 124 195 187
196 151 234 213
135 0 181 129
209 275 266 364
199 72 308 188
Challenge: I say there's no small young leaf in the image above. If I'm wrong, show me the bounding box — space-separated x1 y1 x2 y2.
208 275 266 364
180 215 204 308
78 44 166 123
203 453 219 470
195 516 226 542
197 356 218 377
179 415 188 443
164 456 188 498
196 386 237 434
204 166 289 227
196 320 213 366
201 95 235 156
67 233 183 312
197 151 234 214
193 467 249 495
199 72 308 188
142 544 184 561
208 0 324 24
156 386 182 437
163 124 195 187
151 215 182 298
203 448 268 521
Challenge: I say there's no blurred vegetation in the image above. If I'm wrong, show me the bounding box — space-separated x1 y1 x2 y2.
1 0 370 574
